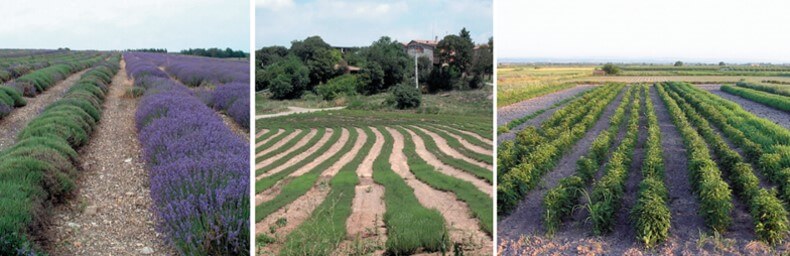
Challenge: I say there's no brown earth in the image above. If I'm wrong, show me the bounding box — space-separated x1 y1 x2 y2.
256 129 301 157
255 128 322 174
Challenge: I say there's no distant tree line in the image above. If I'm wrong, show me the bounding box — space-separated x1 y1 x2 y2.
256 28 493 106
126 48 168 53
180 48 248 58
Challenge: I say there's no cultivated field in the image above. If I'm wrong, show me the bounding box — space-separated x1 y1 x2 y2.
0 50 250 255
497 78 790 254
255 110 494 255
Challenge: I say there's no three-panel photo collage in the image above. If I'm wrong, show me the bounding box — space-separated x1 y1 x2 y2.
3 0 790 255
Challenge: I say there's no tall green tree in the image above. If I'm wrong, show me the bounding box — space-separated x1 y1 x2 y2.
358 36 411 94
259 56 310 99
290 36 341 85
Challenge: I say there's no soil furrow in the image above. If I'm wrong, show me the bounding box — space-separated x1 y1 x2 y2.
256 129 301 157
255 129 366 255
497 84 596 144
432 126 493 156
498 86 625 240
404 128 492 196
255 129 317 170
218 110 249 141
650 85 708 242
256 128 333 179
0 68 90 150
410 126 492 170
385 127 492 255
254 128 355 205
434 124 493 145
612 87 646 242
45 60 172 255
256 129 283 147
343 127 387 252
696 84 790 129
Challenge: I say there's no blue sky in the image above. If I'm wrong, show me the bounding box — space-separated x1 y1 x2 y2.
498 0 790 63
1 0 249 52
256 0 493 48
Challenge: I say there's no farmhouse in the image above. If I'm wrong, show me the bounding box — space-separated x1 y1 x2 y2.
404 38 439 63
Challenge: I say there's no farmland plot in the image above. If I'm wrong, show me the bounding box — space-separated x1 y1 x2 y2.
498 83 790 255
255 111 493 255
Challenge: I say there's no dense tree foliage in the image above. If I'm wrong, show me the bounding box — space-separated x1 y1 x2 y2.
674 61 684 66
602 63 621 75
260 56 310 99
357 37 412 94
180 48 247 58
290 36 342 85
126 48 167 53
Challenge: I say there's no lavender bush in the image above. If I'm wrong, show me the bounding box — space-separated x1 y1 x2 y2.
210 82 249 129
126 53 250 255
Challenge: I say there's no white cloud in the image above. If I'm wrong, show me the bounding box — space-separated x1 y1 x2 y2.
256 0 294 11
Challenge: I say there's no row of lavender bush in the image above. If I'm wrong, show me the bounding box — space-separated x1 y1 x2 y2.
125 52 250 255
126 52 250 129
0 55 118 254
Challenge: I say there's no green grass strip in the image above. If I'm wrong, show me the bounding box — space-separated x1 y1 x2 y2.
407 126 493 183
255 128 356 222
256 128 325 176
279 127 376 256
417 125 493 165
427 123 492 149
255 129 280 144
255 128 300 155
256 128 340 192
373 126 449 255
721 85 790 112
393 126 493 235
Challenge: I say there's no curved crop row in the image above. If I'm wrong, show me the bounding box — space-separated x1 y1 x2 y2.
11 55 104 97
588 85 642 235
541 85 635 235
0 57 119 254
656 83 734 232
735 81 790 97
722 84 790 112
394 126 493 235
665 85 788 244
374 127 449 255
498 94 579 134
255 128 340 194
417 125 493 165
498 83 625 214
128 54 249 255
630 85 671 247
277 127 375 255
666 82 790 206
408 126 493 183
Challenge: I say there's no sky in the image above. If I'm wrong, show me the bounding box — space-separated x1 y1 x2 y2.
1 0 249 52
498 0 790 63
256 0 493 48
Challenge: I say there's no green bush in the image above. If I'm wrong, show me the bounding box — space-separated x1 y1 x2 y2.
315 74 359 100
390 83 421 109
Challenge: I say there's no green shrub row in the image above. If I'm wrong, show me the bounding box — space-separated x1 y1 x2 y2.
656 83 733 232
498 83 625 215
666 82 790 207
14 56 104 97
722 85 790 112
0 57 118 254
416 125 492 165
666 85 788 244
541 85 636 235
498 92 580 135
588 84 642 235
0 87 27 118
630 85 671 247
736 81 790 97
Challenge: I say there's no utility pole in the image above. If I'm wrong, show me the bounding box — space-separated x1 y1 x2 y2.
414 54 419 89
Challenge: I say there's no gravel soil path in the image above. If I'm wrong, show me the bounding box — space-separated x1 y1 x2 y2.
44 60 173 255
219 111 249 142
696 84 790 129
497 84 596 144
0 69 89 150
498 86 625 240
